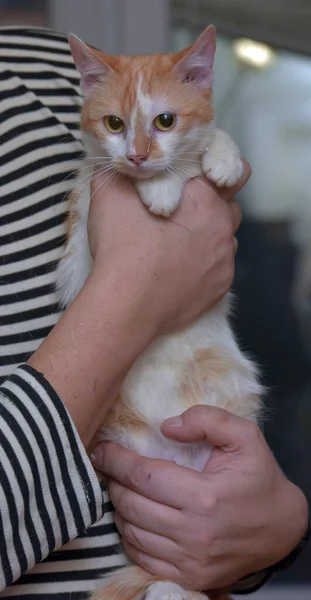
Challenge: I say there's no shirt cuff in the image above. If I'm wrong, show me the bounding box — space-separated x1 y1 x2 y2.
231 570 272 594
0 364 104 590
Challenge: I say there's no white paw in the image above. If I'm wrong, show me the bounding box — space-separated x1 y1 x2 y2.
136 179 183 218
147 195 180 217
202 151 243 188
145 581 190 600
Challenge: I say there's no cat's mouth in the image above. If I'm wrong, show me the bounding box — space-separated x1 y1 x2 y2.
117 163 164 180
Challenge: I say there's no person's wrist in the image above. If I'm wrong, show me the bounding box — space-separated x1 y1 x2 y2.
271 477 309 565
232 481 309 595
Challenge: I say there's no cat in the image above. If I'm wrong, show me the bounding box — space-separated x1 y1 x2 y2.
56 25 263 600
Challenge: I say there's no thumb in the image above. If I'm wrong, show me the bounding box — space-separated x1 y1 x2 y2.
161 405 251 450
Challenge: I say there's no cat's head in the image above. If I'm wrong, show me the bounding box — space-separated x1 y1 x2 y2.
69 26 216 179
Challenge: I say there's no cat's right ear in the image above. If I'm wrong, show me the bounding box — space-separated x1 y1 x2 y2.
173 25 216 89
68 34 112 95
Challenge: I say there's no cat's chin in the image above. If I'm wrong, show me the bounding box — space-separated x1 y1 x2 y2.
118 166 161 180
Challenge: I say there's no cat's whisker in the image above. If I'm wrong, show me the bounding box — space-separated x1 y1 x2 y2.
167 164 196 180
62 168 100 201
85 156 112 160
66 165 116 202
61 160 113 185
61 165 95 184
88 171 119 205
169 163 229 207
165 165 199 203
63 175 94 201
79 163 116 181
79 167 116 192
186 175 231 210
172 158 201 164
170 163 235 211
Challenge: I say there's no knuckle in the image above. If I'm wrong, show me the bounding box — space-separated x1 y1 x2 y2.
179 563 206 591
122 539 139 563
133 548 151 572
107 482 120 507
243 420 263 443
198 492 217 515
220 222 235 244
118 495 132 519
122 522 140 547
195 525 215 550
110 487 134 520
189 405 209 423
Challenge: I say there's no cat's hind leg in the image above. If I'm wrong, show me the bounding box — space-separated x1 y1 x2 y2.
145 580 207 600
89 566 230 600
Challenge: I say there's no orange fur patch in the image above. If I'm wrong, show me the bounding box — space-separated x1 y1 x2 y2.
180 349 261 419
195 348 236 380
180 348 236 406
92 393 148 448
65 189 79 243
89 566 159 600
89 565 231 600
132 112 150 157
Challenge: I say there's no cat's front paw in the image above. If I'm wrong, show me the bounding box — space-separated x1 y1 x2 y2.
136 178 183 217
202 151 243 188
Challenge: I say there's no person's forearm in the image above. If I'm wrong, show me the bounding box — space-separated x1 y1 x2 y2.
28 264 155 446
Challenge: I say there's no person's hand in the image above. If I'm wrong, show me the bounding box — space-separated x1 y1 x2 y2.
92 406 308 591
88 166 248 335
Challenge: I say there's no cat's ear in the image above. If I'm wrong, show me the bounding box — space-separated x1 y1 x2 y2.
68 34 112 95
173 25 216 89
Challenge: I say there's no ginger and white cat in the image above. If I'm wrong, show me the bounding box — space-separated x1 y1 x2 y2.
56 26 262 600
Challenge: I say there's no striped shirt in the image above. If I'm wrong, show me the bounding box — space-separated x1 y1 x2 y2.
0 26 125 599
0 25 267 598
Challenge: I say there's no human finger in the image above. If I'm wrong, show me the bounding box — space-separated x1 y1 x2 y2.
109 480 180 537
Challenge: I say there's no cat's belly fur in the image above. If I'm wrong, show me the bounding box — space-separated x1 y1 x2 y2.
98 303 262 472
102 426 212 472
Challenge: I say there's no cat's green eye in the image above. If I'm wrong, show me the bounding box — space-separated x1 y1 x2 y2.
104 115 125 133
154 113 176 131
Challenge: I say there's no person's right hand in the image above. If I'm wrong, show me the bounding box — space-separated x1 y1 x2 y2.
93 406 309 591
89 164 250 335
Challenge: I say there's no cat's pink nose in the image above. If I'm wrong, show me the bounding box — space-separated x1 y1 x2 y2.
127 154 147 166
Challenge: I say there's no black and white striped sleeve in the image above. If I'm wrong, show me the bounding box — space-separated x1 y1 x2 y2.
0 363 104 592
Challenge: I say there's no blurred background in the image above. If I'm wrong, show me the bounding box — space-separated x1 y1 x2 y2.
1 1 311 597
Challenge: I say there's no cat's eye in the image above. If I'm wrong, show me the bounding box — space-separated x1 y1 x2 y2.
103 115 125 133
153 113 176 131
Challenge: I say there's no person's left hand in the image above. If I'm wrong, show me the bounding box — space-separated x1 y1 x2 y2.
91 406 308 592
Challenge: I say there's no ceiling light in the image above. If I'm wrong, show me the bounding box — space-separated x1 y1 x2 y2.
233 38 276 69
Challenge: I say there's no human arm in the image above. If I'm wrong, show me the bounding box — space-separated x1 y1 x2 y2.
28 169 246 447
0 167 247 590
92 405 309 592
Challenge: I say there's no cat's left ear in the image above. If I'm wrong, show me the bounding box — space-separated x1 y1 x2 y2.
173 25 216 89
68 34 112 95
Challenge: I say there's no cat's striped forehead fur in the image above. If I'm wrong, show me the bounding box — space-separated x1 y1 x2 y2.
70 26 216 174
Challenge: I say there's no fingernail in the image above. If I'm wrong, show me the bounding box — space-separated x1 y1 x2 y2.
90 453 98 467
90 446 103 468
164 416 183 428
